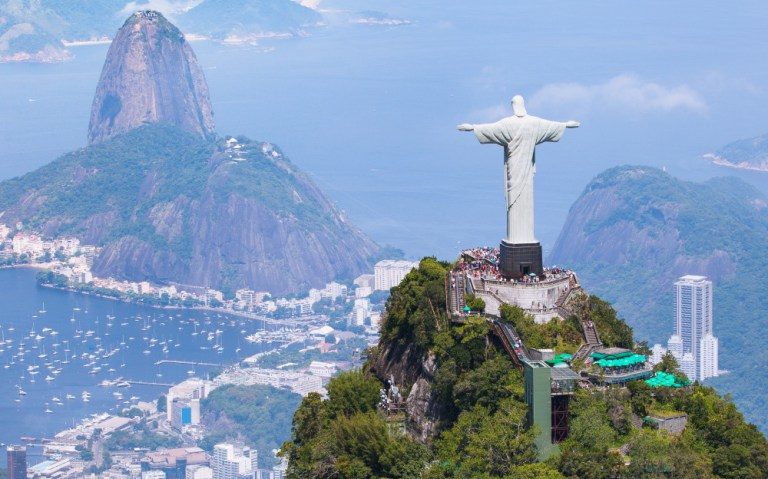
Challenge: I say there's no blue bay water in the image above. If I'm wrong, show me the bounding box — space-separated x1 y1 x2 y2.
0 268 274 450
1 0 768 443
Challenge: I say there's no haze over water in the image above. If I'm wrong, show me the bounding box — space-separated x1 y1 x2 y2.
0 1 768 258
0 0 767 460
2 1 768 261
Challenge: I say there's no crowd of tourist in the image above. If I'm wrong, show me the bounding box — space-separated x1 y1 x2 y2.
455 247 575 284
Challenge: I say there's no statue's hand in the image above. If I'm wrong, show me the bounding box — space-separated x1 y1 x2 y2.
457 123 474 131
565 120 580 128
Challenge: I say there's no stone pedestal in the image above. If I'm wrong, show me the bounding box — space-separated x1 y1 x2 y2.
499 240 543 279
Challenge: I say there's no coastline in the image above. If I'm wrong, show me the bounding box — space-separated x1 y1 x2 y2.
0 262 55 271
34 281 315 328
704 153 768 173
61 38 112 47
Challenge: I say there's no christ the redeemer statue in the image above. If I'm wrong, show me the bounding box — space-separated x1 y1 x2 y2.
458 95 579 278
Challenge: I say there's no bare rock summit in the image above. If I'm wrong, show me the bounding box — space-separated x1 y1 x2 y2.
87 11 215 144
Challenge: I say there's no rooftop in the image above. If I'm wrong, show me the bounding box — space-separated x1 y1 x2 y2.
676 275 709 283
550 367 580 381
592 347 632 357
145 447 207 467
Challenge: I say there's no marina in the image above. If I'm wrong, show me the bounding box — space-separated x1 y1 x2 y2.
0 268 297 449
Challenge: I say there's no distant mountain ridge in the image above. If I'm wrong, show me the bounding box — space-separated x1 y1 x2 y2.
0 0 320 62
179 0 321 41
549 165 768 431
706 132 768 172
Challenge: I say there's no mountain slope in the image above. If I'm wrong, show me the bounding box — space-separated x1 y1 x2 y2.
0 10 378 294
549 165 768 430
87 11 215 144
707 132 768 172
282 259 768 478
0 125 378 295
179 0 321 40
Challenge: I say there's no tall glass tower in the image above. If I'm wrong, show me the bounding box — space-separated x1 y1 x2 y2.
669 275 718 381
6 445 27 479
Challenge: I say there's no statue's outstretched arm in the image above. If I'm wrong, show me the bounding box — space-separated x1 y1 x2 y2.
565 120 580 128
457 123 474 131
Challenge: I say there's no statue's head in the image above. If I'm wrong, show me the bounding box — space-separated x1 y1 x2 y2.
512 95 527 117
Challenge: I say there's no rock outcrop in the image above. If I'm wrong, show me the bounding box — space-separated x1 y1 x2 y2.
371 340 445 443
87 11 214 144
0 126 379 296
0 11 379 296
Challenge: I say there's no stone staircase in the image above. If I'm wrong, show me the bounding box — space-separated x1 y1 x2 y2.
574 319 602 360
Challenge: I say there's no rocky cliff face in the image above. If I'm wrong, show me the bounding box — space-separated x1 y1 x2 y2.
0 126 379 296
87 11 214 144
371 340 444 443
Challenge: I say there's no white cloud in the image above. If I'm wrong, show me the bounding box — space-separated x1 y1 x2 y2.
297 0 322 9
529 74 708 114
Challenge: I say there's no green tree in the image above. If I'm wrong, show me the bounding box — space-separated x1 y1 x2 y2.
655 351 681 374
712 444 763 479
435 397 537 477
506 463 566 479
452 356 523 413
381 258 450 351
557 390 625 479
326 371 381 419
464 293 486 313
627 380 653 417
291 392 326 446
627 429 714 479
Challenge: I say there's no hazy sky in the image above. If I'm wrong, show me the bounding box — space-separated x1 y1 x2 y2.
1 0 767 257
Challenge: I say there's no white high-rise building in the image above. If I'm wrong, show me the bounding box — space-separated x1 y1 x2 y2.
650 344 667 366
667 335 683 360
352 298 370 326
186 465 213 479
667 275 719 381
213 443 258 479
374 260 418 291
166 378 209 422
680 352 696 380
699 333 719 380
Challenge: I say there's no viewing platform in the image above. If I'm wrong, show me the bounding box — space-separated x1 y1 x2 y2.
448 247 581 323
584 347 653 385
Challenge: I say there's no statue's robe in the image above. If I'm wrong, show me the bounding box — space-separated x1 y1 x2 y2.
473 115 566 244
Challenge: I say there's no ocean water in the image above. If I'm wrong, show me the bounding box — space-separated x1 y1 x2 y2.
2 1 768 261
1 0 768 447
0 268 276 450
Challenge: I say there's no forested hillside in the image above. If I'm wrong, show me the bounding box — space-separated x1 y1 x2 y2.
282 259 768 478
549 165 768 431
